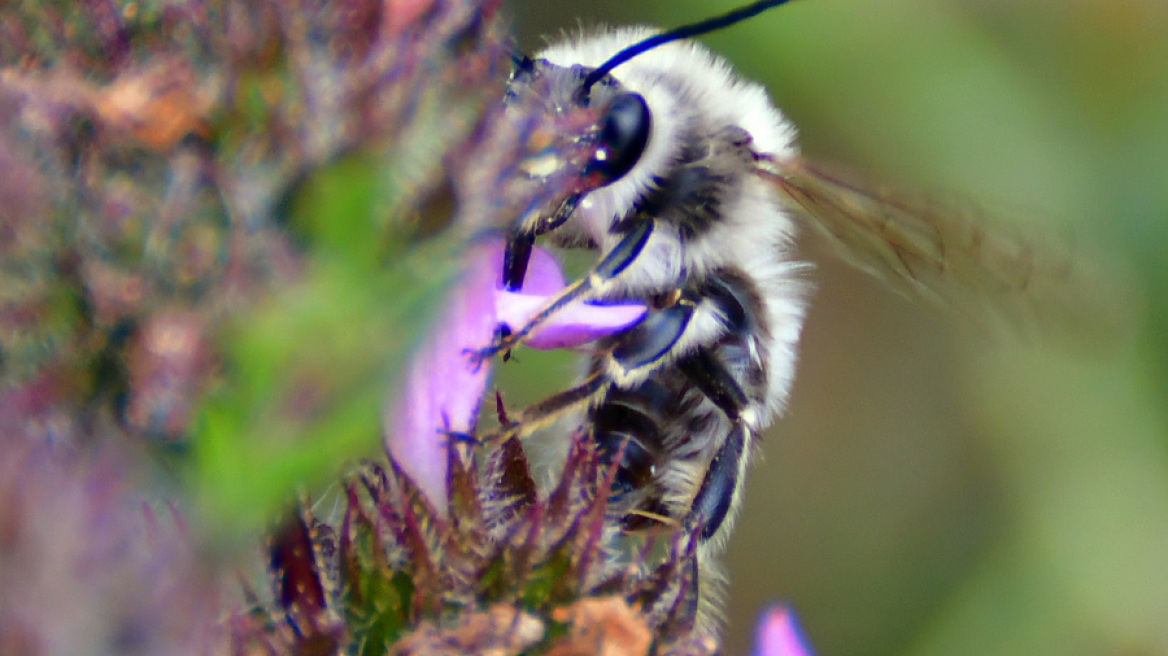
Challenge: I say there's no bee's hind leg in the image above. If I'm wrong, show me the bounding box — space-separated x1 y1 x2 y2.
687 422 748 542
683 421 750 636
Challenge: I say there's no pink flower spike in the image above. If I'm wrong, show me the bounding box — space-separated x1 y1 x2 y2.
753 605 815 656
384 240 645 510
385 243 498 510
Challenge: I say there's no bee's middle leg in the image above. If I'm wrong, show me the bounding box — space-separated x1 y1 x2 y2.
484 297 697 442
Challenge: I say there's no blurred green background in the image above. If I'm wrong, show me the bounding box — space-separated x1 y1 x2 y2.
508 0 1168 654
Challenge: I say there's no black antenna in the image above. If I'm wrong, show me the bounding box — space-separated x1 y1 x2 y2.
580 0 796 98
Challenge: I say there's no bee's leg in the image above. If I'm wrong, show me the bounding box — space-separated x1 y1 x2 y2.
692 541 730 636
687 422 748 542
483 369 609 443
485 300 695 442
676 348 748 423
612 301 755 539
474 217 655 361
675 346 753 541
675 421 745 637
686 443 743 637
646 346 752 633
608 297 696 372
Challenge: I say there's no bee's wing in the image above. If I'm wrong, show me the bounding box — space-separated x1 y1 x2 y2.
758 155 1133 344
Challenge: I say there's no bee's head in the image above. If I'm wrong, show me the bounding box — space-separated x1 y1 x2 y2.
500 0 795 291
503 53 652 212
499 54 653 289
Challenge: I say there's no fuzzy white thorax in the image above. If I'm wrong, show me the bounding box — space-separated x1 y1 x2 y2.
538 26 808 420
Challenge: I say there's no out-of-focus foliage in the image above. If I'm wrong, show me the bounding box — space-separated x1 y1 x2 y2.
0 0 506 532
0 438 219 655
1 0 729 652
1 0 514 649
514 1 1168 654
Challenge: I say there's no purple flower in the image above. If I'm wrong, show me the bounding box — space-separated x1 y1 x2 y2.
384 241 645 508
0 440 218 655
752 605 815 656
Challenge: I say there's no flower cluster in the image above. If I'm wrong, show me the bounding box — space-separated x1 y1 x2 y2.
385 240 645 508
233 239 817 655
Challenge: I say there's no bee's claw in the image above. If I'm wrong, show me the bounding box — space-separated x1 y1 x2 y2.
464 325 520 370
472 421 524 448
437 419 522 452
462 346 495 372
442 429 480 446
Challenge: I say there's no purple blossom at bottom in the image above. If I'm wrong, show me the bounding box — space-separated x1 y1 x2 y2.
0 441 220 655
384 241 645 509
752 604 815 656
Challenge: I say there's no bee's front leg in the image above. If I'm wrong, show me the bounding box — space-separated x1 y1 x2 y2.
469 218 656 365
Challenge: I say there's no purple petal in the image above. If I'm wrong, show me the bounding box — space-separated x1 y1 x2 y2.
384 243 499 509
492 240 645 350
384 240 645 509
753 605 815 656
495 292 645 350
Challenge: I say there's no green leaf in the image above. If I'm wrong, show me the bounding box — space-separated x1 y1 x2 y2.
192 239 461 545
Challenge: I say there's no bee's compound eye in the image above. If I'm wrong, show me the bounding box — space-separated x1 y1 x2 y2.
589 92 650 183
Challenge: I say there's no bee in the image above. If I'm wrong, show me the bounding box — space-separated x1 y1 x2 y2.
478 0 1121 633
